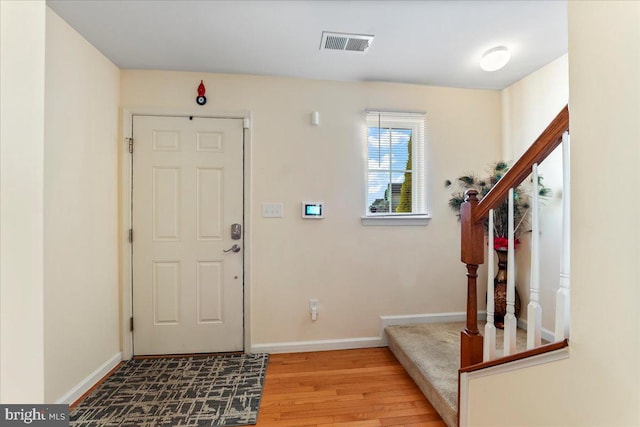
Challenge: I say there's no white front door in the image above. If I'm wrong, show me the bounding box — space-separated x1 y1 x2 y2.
132 116 244 355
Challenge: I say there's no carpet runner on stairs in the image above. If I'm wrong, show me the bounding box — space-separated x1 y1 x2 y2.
385 321 530 427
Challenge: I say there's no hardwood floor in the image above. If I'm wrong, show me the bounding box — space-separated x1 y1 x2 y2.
255 347 446 427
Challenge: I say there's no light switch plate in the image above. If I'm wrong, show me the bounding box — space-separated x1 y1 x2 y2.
262 202 283 218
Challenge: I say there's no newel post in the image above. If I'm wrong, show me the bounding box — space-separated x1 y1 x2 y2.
460 190 485 368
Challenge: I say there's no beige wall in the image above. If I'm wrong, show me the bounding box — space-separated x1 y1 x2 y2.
501 54 568 332
0 3 120 403
467 2 640 425
501 55 569 161
43 9 121 402
120 71 502 346
0 0 47 403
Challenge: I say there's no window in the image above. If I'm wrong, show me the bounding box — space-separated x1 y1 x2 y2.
363 111 428 225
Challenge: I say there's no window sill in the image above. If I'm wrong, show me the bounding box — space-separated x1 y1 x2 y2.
360 214 431 226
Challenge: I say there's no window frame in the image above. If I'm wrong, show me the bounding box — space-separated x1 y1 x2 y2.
362 111 430 226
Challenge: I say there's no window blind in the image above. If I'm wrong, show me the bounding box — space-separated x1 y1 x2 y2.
365 111 426 216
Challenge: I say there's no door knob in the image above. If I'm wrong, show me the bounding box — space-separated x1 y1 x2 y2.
223 244 241 253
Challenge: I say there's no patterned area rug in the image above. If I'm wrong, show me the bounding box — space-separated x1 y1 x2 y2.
71 353 269 427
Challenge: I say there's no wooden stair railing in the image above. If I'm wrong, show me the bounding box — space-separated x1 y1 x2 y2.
459 105 569 368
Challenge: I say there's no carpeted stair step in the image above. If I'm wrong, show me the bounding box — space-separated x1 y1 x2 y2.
386 321 534 427
386 322 461 427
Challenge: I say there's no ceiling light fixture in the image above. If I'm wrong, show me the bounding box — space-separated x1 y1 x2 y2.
480 46 510 72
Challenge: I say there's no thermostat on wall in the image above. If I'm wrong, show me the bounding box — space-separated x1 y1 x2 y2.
302 202 324 219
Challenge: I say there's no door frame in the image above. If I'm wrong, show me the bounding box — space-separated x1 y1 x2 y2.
120 107 253 360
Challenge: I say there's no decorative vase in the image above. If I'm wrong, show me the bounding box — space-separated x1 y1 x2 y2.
493 249 521 329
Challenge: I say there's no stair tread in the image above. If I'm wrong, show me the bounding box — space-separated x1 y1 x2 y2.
386 321 531 427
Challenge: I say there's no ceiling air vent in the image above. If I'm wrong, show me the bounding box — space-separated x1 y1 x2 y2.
320 31 374 53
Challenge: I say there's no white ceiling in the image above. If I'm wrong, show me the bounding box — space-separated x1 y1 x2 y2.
46 0 567 90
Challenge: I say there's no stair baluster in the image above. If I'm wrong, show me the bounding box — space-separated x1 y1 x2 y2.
527 163 542 349
503 188 517 356
555 131 571 341
483 210 497 361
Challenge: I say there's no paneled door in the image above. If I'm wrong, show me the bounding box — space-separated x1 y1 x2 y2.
132 116 244 355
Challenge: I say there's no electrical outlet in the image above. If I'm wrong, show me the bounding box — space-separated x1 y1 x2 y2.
309 299 319 321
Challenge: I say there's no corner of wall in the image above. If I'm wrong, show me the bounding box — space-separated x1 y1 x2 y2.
43 5 121 402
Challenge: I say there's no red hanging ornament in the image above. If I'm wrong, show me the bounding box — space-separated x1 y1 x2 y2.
196 80 207 105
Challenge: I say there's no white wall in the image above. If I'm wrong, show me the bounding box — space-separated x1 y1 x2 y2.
43 9 121 402
0 0 47 403
466 2 640 425
501 55 568 332
120 72 502 347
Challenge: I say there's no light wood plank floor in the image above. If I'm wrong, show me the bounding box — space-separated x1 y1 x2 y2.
255 347 446 427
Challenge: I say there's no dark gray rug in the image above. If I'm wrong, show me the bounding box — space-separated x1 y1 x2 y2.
70 353 269 427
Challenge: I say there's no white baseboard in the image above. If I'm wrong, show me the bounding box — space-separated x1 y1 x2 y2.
251 311 488 354
379 311 486 346
251 337 383 354
56 352 122 405
517 318 555 343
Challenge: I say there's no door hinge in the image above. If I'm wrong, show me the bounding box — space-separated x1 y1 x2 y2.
127 137 134 153
128 228 133 243
243 118 251 129
130 317 134 332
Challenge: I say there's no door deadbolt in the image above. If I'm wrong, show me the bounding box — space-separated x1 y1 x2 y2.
231 223 242 240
